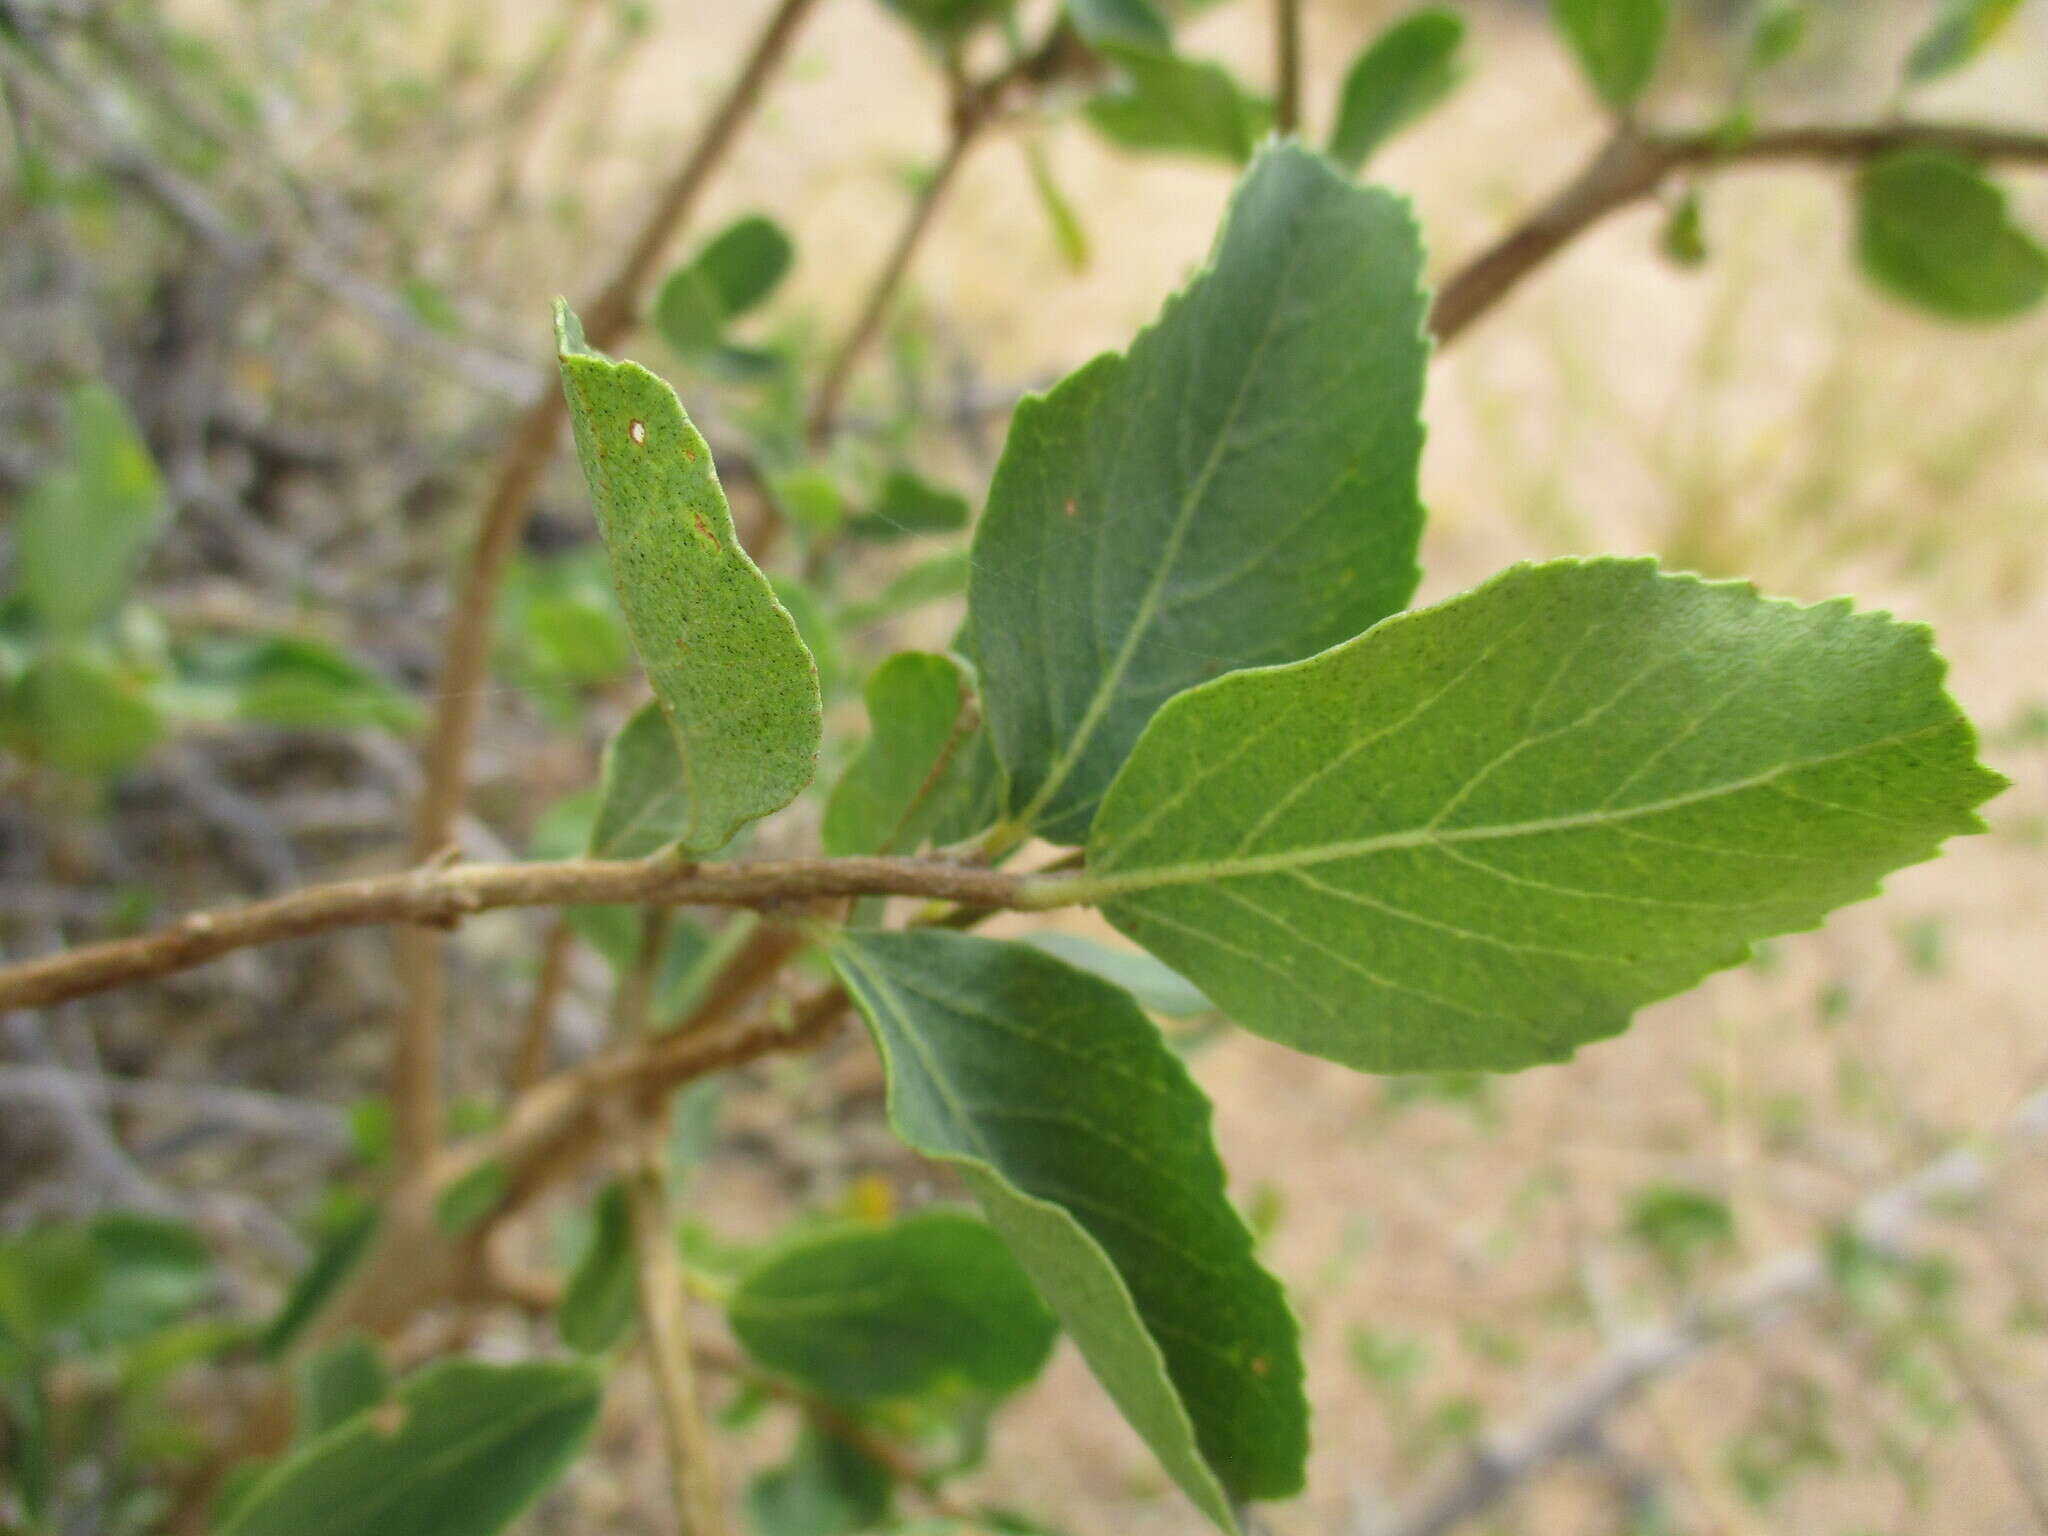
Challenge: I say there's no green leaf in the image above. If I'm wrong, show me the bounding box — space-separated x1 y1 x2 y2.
588 703 693 858
829 931 1304 1528
558 1181 636 1355
969 143 1429 844
1625 1183 1735 1276
729 1210 1057 1404
218 1359 601 1536
1083 45 1271 164
434 1159 508 1236
164 634 421 733
260 1203 379 1359
557 301 822 853
1015 932 1212 1018
655 214 790 354
1068 0 1170 51
771 574 848 701
13 382 165 636
1904 0 2022 84
1552 0 1667 110
824 653 975 857
83 1212 212 1341
876 0 1015 47
1 651 163 775
297 1335 390 1440
695 215 795 319
0 1223 105 1345
745 1424 891 1536
847 468 970 541
1661 189 1708 267
1073 558 2004 1074
925 714 1006 847
1855 150 2048 323
1023 137 1090 271
1748 2 1807 68
841 552 970 628
1327 7 1466 173
769 467 845 542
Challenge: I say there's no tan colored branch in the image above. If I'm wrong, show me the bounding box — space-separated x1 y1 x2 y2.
805 21 1090 446
1273 0 1303 137
394 0 828 1170
611 911 726 1535
0 856 1035 1013
1432 120 2048 347
805 112 980 448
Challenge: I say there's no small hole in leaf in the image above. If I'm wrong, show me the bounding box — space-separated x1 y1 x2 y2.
629 419 647 445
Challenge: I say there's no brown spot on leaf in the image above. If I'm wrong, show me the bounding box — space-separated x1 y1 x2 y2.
1063 498 1079 519
692 511 718 549
370 1401 409 1437
1250 1356 1269 1377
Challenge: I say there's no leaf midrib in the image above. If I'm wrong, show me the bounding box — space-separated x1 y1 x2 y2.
562 359 705 847
1012 218 1314 830
1050 721 1949 909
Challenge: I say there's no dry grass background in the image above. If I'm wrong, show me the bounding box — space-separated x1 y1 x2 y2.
20 0 2048 1531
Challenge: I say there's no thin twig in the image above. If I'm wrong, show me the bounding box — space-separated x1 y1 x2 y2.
0 854 1040 1012
806 112 980 448
1431 120 2048 347
805 19 1090 446
1273 0 1303 136
395 0 827 1173
614 910 726 1534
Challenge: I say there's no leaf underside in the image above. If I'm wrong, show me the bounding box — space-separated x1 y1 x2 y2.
556 301 821 855
1086 558 2005 1073
830 930 1304 1530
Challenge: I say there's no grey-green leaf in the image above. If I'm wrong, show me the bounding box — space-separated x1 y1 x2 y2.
0 652 162 776
653 215 793 355
829 931 1304 1529
557 301 822 853
589 703 693 858
1083 45 1271 165
1856 150 2048 323
1068 0 1170 51
1075 558 2004 1074
218 1360 601 1536
969 143 1429 844
1327 7 1466 173
1017 932 1213 1018
163 635 421 734
1904 0 2022 84
558 1181 636 1355
824 653 975 856
296 1335 389 1440
1552 0 1667 109
1749 2 1807 68
728 1209 1057 1404
745 1424 892 1536
14 381 165 636
846 468 970 541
